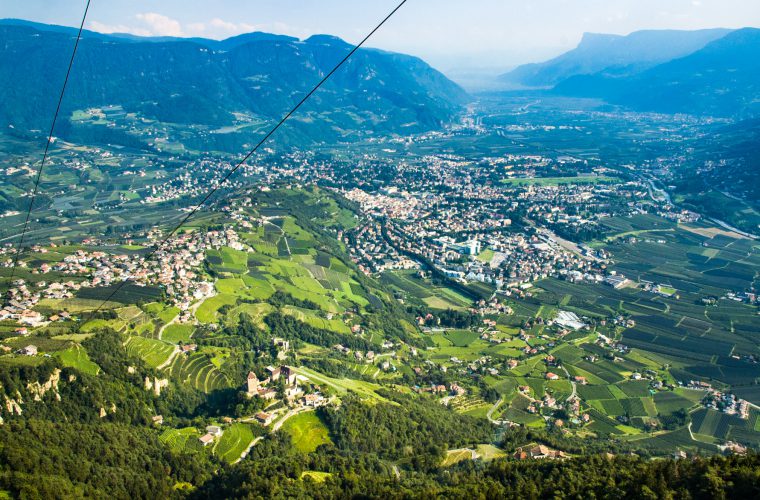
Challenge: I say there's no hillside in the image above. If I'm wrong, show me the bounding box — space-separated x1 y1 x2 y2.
0 20 468 149
499 28 731 89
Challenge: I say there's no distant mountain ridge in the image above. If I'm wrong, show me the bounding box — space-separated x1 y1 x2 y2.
499 27 760 118
554 28 760 117
0 19 468 147
499 28 732 88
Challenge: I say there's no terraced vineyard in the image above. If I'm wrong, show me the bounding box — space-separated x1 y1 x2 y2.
166 352 232 393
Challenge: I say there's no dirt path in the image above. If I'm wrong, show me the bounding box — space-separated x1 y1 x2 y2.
233 436 263 464
157 346 181 370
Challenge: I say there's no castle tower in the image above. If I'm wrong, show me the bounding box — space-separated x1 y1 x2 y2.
247 371 260 395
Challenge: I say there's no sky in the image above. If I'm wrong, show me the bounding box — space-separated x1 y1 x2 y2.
2 0 760 74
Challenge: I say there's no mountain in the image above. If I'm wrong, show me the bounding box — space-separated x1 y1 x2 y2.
0 20 468 148
555 28 760 117
499 29 732 89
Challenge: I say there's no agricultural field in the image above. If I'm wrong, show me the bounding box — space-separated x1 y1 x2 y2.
54 345 100 375
281 306 350 334
291 366 388 402
531 275 760 388
281 411 332 454
213 423 257 463
381 270 471 311
196 294 238 324
449 395 491 418
162 324 194 343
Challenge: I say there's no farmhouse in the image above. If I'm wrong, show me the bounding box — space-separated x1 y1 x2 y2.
206 425 223 437
255 412 275 426
18 345 37 356
198 434 215 447
545 372 560 381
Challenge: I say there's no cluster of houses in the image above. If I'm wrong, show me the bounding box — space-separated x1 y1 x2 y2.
513 444 567 460
689 381 751 419
0 225 254 339
336 153 648 289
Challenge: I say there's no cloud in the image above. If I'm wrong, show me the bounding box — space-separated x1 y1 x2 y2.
88 21 151 37
135 12 183 37
89 14 306 41
90 13 184 37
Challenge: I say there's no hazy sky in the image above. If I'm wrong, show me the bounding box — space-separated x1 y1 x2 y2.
3 0 760 72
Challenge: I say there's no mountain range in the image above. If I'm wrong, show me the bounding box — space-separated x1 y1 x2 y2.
500 28 760 118
0 19 468 148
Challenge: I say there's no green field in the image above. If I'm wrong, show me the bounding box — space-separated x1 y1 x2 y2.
162 324 194 343
53 345 100 375
167 351 231 393
291 366 388 402
195 294 238 323
214 423 256 463
281 411 332 454
124 336 175 368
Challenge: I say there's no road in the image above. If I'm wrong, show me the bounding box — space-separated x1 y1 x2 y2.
271 407 310 433
486 396 504 424
559 365 577 401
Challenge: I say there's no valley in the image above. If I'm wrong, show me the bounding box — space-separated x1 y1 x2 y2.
0 15 759 499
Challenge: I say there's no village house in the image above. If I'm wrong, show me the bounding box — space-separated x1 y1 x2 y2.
301 393 326 407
